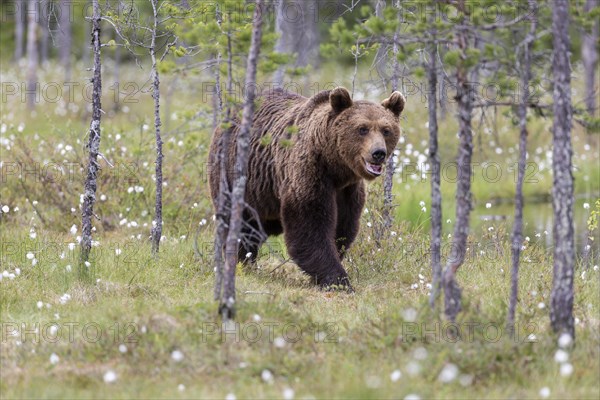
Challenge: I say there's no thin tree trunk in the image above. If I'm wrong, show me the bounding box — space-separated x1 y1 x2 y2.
39 2 49 64
273 0 286 86
381 3 399 234
215 11 234 302
26 0 39 110
438 69 447 120
150 0 163 255
82 0 91 62
550 0 575 339
427 36 442 309
273 0 319 85
59 0 72 80
213 6 227 301
372 0 388 85
80 0 102 275
220 0 264 320
112 34 120 112
443 1 473 322
507 0 537 332
582 0 599 116
15 0 25 60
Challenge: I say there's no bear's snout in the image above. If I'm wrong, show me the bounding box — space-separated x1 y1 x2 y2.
370 149 386 164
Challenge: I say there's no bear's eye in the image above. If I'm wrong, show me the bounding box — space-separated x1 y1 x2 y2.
382 128 391 137
358 127 369 136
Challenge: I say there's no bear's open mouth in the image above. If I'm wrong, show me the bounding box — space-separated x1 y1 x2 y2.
365 161 383 176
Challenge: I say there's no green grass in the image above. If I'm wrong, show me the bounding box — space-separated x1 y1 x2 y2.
1 62 599 398
1 224 599 399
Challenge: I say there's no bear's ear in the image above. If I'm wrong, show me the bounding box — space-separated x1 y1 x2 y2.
330 87 353 113
381 91 406 117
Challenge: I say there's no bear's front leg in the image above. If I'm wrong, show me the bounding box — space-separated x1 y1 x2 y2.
281 187 352 291
335 182 366 259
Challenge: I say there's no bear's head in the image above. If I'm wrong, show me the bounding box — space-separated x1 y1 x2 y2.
329 87 405 181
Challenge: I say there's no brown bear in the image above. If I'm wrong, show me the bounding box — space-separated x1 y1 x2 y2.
209 87 405 290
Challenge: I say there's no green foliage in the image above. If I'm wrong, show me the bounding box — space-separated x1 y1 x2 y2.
157 60 176 74
443 50 461 67
588 200 600 233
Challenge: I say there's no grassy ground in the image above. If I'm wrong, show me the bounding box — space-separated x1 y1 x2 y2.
1 224 599 399
1 62 599 398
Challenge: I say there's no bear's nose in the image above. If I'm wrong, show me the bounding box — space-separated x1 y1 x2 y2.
371 149 386 164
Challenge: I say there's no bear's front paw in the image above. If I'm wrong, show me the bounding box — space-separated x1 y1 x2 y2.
319 275 354 293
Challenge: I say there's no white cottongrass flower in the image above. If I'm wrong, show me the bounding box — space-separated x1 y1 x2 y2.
37 301 44 309
70 225 77 235
404 394 421 400
115 248 122 256
527 333 537 342
560 363 573 377
282 388 295 400
537 302 545 309
119 344 127 353
103 370 117 383
539 387 550 398
253 314 261 322
171 350 184 362
65 265 72 272
274 337 286 348
554 349 569 363
485 202 492 209
261 369 274 384
178 384 185 392
59 293 71 305
438 363 459 383
49 353 60 365
405 361 421 376
390 369 402 382
583 202 590 209
225 393 236 400
26 252 34 260
419 201 425 207
1 205 8 213
29 229 37 239
413 347 428 360
402 308 417 322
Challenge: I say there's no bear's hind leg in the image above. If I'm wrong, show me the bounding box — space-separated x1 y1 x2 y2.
237 214 267 265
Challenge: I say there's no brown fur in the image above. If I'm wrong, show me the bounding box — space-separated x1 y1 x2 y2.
209 87 405 289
